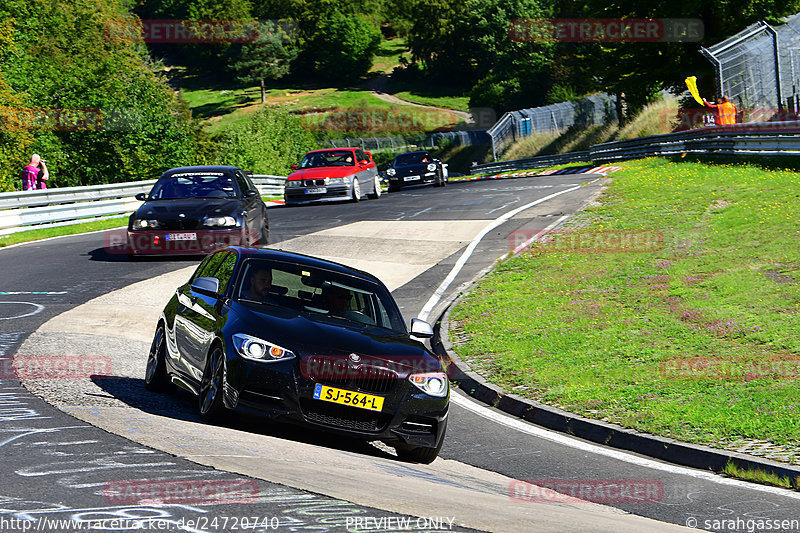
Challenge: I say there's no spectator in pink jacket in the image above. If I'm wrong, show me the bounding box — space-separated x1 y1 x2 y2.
21 154 48 190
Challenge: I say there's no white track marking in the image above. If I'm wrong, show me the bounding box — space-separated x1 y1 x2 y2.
512 215 570 255
418 180 598 321
451 392 800 499
0 302 45 321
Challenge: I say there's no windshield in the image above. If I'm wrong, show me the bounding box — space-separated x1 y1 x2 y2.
149 173 237 199
236 259 406 334
394 153 430 166
299 151 356 168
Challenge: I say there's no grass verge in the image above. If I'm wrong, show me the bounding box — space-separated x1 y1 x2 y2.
0 218 126 248
449 157 800 460
722 462 798 489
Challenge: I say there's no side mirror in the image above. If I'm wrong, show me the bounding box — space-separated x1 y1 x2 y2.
135 192 148 201
191 277 220 297
291 164 298 170
245 189 259 198
359 160 369 166
410 318 434 339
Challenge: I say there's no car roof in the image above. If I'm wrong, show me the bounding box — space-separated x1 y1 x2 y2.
161 166 241 177
224 247 383 284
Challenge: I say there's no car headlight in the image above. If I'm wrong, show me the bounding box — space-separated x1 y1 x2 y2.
427 163 437 171
132 219 160 230
202 216 239 227
285 180 303 188
409 372 449 397
327 177 346 185
386 168 396 176
232 333 295 362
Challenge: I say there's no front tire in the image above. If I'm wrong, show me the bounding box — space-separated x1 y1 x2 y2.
258 223 269 245
351 178 361 202
433 169 445 187
145 326 173 392
367 176 381 199
199 345 227 423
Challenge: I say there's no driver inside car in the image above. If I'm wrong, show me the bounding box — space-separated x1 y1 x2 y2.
241 266 274 302
322 285 375 325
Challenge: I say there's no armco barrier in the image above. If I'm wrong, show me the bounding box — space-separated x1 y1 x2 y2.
470 121 800 175
589 121 800 161
472 151 592 175
0 175 286 235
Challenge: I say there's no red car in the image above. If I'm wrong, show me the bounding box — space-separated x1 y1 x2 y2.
284 148 382 205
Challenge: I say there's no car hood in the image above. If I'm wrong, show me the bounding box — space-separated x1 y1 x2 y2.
234 303 439 375
391 162 433 175
134 198 241 221
288 167 358 181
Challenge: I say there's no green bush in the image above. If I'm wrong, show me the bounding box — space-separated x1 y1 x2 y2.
214 107 315 174
0 0 198 188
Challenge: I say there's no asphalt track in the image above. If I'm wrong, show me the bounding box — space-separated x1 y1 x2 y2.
1 176 798 532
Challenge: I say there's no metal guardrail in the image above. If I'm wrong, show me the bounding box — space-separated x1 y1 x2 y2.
0 180 156 210
589 121 800 161
252 175 286 196
0 175 287 235
471 151 592 175
470 121 800 175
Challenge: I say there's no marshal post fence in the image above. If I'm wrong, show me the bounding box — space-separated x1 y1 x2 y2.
487 94 617 160
701 13 800 120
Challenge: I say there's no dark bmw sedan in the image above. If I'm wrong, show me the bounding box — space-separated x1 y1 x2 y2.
127 166 269 255
386 150 448 192
145 247 449 463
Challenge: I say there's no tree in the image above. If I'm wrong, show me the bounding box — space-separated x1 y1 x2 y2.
298 5 381 82
233 22 297 103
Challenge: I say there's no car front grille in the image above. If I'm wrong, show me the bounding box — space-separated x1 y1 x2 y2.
303 356 399 394
301 400 389 432
304 179 326 187
160 219 201 230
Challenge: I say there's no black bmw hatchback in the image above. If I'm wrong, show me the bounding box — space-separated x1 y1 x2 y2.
145 247 449 463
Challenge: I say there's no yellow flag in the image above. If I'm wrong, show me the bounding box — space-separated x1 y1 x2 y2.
685 76 704 105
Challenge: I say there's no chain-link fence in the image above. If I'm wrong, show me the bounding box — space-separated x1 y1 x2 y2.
487 94 617 159
701 13 800 121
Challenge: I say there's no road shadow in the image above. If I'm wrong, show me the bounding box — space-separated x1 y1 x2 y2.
87 247 202 263
91 375 395 461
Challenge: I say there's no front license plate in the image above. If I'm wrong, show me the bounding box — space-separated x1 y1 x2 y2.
166 232 197 241
313 384 384 412
403 175 420 181
305 187 327 194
